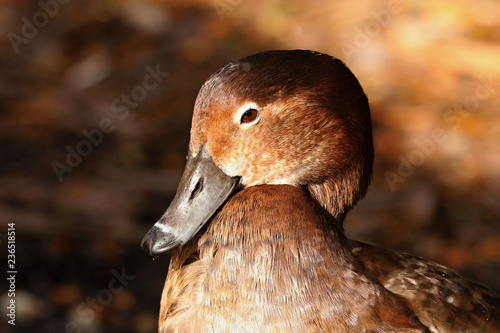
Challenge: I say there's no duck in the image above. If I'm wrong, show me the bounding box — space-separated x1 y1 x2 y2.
141 49 500 332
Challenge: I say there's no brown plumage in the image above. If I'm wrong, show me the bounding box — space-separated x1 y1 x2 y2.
141 50 500 332
160 185 429 332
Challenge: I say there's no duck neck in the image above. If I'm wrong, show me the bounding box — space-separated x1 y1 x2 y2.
190 184 370 329
198 184 360 288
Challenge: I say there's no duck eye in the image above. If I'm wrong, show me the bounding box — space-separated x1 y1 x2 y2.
240 108 259 124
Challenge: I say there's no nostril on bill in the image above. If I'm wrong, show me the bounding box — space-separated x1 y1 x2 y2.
189 178 204 201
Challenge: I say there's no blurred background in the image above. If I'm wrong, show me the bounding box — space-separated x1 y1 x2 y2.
1 0 499 332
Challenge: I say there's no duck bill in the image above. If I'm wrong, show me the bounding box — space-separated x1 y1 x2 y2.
141 144 240 257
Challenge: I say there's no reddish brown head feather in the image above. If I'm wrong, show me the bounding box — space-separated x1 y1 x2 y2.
190 50 373 222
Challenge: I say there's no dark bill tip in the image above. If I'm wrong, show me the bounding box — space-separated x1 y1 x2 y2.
140 226 180 258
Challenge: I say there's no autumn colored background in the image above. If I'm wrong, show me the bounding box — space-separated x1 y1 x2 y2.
1 0 499 332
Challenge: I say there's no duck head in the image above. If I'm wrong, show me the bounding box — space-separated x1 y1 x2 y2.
141 50 373 257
